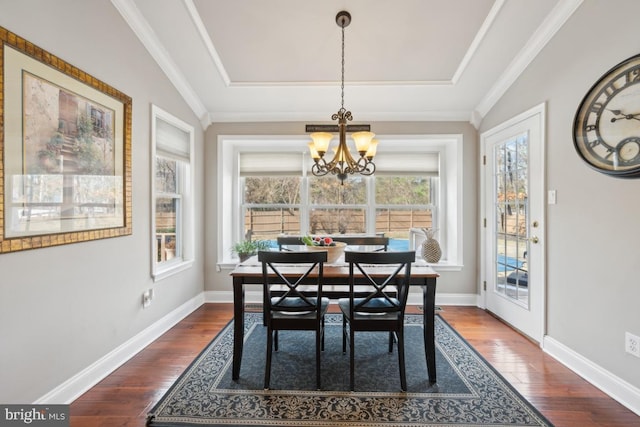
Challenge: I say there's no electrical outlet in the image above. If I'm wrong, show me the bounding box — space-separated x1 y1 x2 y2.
142 289 153 309
625 332 640 358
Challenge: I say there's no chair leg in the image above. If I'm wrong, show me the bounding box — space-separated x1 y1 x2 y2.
349 328 355 391
316 325 322 390
321 316 325 351
397 328 407 392
388 331 394 352
264 327 273 390
274 330 279 351
342 316 347 353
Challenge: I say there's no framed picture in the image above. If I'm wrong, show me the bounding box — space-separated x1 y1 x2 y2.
0 26 132 253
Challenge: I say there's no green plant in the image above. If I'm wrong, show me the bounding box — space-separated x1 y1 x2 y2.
232 239 271 257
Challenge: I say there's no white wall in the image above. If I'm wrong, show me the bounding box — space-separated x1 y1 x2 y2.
0 0 205 403
480 0 640 390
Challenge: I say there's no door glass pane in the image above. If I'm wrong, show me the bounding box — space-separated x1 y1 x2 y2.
493 134 529 307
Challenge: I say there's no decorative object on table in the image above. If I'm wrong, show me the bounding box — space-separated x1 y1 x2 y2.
421 228 442 263
573 52 640 178
146 313 553 427
0 26 132 254
305 11 378 185
302 235 346 263
232 239 271 262
278 235 389 252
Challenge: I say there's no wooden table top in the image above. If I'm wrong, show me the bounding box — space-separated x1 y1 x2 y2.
230 256 439 279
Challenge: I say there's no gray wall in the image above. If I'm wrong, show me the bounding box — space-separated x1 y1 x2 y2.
2 0 638 408
0 0 205 403
204 121 479 296
480 0 640 389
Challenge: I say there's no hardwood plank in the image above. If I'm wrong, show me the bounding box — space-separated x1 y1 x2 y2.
69 304 640 426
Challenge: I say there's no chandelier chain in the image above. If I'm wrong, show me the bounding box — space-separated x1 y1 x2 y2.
340 23 345 111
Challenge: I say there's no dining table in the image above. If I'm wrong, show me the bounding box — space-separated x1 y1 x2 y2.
229 253 440 384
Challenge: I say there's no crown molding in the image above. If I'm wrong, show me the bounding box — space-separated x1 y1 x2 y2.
225 79 454 87
473 0 584 122
111 0 209 129
208 110 471 123
451 0 505 84
184 0 231 87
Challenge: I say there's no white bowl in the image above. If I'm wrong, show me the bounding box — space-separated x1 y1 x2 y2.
305 241 347 264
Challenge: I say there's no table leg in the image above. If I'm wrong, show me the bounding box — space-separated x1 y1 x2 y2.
232 277 245 380
422 278 437 383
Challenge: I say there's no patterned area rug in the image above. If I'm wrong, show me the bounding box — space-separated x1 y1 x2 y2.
147 313 553 426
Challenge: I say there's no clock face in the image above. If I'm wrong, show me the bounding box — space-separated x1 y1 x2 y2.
573 54 640 177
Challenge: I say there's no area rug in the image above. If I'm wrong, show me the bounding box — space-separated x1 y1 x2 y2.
147 313 553 426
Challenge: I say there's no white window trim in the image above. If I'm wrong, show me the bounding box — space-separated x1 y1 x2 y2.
151 105 195 281
217 134 463 271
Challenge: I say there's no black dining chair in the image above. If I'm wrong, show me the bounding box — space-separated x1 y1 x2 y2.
258 250 329 390
338 250 415 391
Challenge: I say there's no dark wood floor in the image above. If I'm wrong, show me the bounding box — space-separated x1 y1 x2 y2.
69 304 639 426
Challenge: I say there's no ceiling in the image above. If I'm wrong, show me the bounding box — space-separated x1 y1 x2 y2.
111 0 582 129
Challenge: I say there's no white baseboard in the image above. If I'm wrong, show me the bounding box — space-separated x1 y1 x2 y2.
35 293 205 404
543 336 640 416
205 290 478 307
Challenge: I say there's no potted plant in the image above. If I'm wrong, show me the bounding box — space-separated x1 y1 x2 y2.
232 239 271 262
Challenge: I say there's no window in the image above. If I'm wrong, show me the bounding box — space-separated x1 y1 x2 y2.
151 105 195 280
218 135 462 270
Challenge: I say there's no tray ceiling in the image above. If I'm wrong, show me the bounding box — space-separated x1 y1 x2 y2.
112 0 582 128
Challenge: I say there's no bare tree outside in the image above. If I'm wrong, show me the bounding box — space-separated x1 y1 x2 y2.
242 173 433 245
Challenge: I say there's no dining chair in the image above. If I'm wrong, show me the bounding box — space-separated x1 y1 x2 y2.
258 250 329 390
338 250 415 391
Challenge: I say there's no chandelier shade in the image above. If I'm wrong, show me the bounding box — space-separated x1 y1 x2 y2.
306 11 377 184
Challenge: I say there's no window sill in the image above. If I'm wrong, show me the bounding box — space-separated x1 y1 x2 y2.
413 259 463 272
217 259 462 272
153 258 194 281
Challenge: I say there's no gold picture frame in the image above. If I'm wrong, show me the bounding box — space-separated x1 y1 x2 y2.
0 26 132 253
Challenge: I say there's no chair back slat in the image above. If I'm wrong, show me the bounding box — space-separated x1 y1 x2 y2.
345 251 415 315
258 250 327 314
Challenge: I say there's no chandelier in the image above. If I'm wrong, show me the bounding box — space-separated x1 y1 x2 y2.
306 11 377 184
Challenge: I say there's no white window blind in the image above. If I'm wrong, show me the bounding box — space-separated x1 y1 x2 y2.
156 118 190 162
240 152 303 176
373 152 439 176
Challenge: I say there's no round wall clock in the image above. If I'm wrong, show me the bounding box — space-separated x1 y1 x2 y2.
573 53 640 177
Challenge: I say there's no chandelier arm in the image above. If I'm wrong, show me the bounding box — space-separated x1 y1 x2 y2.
311 161 330 177
356 158 376 175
